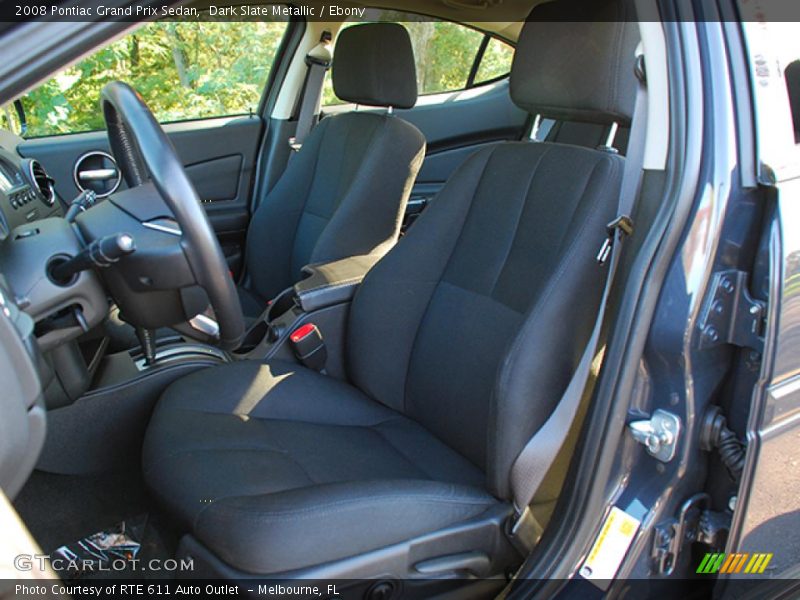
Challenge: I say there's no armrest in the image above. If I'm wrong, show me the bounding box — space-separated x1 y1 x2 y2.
293 254 382 313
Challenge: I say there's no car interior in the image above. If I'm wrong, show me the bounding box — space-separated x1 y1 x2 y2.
0 0 680 595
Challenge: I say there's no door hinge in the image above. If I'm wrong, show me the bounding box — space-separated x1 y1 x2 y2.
698 270 766 352
628 409 681 462
651 493 730 576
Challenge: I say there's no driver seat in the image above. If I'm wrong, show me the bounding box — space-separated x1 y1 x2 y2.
143 0 639 578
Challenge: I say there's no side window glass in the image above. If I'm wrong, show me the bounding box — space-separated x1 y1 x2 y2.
409 21 483 94
322 12 511 106
0 102 25 137
474 37 515 85
16 19 288 138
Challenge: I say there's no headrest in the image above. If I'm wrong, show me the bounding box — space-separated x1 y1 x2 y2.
332 23 418 109
510 0 640 126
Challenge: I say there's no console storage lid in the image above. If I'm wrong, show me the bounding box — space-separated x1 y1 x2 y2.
293 254 382 313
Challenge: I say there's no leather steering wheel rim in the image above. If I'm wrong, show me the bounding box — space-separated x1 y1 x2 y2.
101 81 245 351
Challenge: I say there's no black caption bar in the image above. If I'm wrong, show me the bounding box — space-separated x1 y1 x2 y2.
1 0 800 22
4 577 800 600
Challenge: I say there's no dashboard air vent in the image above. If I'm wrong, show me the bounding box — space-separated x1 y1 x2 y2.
29 160 55 206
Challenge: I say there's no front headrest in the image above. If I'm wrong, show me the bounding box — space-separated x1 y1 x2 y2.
510 0 640 126
332 23 418 109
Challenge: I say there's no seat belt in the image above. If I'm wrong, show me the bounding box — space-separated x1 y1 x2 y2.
509 55 649 553
288 31 333 153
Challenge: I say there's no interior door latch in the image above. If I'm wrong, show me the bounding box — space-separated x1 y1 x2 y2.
628 409 681 462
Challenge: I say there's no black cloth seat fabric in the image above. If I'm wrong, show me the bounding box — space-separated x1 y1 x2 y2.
143 360 494 574
144 140 628 573
143 0 639 575
239 24 425 317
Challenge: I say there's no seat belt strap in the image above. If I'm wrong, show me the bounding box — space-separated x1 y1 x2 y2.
289 32 332 153
508 55 649 553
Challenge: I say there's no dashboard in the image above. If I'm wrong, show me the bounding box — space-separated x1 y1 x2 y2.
0 136 64 238
0 131 81 496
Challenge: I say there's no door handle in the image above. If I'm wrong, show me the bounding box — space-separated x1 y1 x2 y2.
78 168 118 182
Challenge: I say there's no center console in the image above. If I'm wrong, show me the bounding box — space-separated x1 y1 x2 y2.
37 331 232 473
236 254 381 380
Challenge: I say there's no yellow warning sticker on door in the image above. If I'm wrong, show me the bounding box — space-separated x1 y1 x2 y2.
579 506 641 583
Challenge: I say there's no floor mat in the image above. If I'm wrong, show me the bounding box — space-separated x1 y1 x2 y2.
53 515 145 579
13 469 149 552
13 469 179 579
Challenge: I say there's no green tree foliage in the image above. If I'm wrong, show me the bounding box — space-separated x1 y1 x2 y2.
405 17 514 92
474 37 516 84
9 16 513 138
19 20 287 138
322 14 512 106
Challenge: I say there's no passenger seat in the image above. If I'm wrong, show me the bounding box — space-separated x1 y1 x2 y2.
239 23 426 317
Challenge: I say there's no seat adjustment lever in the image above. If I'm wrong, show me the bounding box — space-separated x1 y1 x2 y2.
414 551 491 577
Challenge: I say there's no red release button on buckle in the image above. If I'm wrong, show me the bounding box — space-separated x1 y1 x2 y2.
289 323 327 372
290 323 317 343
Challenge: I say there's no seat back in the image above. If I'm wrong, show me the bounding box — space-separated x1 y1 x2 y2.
246 23 425 301
347 0 639 499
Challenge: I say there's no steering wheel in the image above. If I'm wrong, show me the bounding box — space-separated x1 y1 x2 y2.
83 81 245 350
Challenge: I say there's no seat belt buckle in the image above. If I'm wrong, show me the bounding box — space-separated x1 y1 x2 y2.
597 214 634 265
290 323 327 372
508 505 542 555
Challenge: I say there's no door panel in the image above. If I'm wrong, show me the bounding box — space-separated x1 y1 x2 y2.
415 142 508 186
326 79 526 210
399 80 527 217
17 115 262 274
184 155 243 202
398 80 527 156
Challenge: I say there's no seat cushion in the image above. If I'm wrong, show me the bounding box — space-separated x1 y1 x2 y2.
143 360 496 574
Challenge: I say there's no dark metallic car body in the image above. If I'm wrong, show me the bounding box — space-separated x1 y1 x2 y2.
511 4 800 598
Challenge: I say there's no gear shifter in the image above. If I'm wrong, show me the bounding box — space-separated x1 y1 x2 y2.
136 327 158 367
